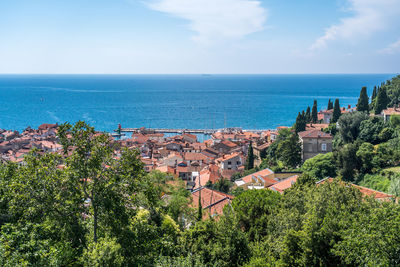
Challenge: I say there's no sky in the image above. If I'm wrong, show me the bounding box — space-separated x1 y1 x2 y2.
0 0 399 74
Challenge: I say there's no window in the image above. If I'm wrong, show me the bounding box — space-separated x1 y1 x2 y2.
228 161 232 165
321 143 327 151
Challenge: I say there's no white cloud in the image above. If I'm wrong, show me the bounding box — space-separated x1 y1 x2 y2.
146 0 267 44
379 38 400 54
311 0 400 50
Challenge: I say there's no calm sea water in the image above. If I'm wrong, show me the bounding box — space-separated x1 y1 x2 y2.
0 74 396 132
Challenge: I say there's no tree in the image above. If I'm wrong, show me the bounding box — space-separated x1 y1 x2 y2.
374 87 389 115
334 142 359 181
390 114 400 128
302 152 336 180
245 142 254 170
231 189 281 241
332 98 341 123
371 86 377 101
327 99 333 110
294 112 306 133
359 116 385 144
305 106 311 122
311 100 318 123
337 111 369 143
388 175 400 197
356 142 375 173
182 217 250 267
356 86 369 112
58 121 145 244
277 133 302 169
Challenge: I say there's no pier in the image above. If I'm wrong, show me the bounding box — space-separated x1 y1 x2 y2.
115 127 270 135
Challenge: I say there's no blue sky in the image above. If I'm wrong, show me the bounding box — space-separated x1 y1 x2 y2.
0 0 399 74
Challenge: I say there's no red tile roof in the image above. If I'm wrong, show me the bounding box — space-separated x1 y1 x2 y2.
191 187 234 219
298 129 332 139
382 107 400 116
269 175 298 193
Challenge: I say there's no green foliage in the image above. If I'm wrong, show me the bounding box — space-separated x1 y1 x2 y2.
359 116 385 144
374 87 389 114
327 99 333 110
182 216 250 267
294 112 306 133
390 114 400 128
206 179 232 193
356 142 375 173
371 85 377 101
302 152 336 180
356 86 369 112
358 174 391 192
277 132 302 169
333 201 400 266
231 189 281 241
388 175 400 196
311 100 318 123
334 142 360 181
82 236 124 267
337 111 369 143
332 98 341 123
245 142 254 170
305 106 311 122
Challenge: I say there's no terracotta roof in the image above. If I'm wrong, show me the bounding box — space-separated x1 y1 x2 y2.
306 123 330 131
382 107 400 116
298 129 332 139
255 142 270 150
241 168 275 184
317 178 396 200
221 140 238 148
184 152 209 162
243 132 260 139
183 133 197 140
269 175 299 193
216 152 241 163
191 187 234 219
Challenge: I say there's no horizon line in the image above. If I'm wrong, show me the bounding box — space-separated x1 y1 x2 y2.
0 72 397 75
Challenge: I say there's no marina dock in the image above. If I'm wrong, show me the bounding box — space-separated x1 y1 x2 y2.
115 127 269 134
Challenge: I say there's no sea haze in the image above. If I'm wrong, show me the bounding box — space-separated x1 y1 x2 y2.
0 74 396 132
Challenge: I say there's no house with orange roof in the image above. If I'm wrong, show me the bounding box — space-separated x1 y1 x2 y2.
306 123 330 131
191 187 234 219
234 167 277 189
382 107 400 122
215 152 243 171
269 175 299 193
253 142 270 166
318 109 333 124
298 129 332 161
212 140 239 154
182 133 197 143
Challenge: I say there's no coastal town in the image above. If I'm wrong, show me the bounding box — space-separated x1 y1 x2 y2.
2 103 397 218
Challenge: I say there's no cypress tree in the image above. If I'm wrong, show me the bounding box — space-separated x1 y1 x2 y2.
371 86 377 101
332 98 341 123
294 112 306 133
197 193 203 221
356 86 369 112
246 142 254 170
374 87 389 115
305 106 311 122
327 99 333 110
311 100 318 123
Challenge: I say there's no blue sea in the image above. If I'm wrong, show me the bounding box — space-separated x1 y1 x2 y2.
0 74 396 132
